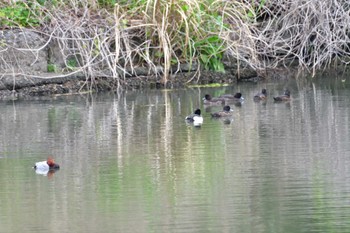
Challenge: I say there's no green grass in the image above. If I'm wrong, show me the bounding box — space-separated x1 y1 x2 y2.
47 63 57 73
0 2 41 27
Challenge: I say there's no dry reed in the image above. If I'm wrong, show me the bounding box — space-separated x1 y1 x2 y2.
1 0 350 89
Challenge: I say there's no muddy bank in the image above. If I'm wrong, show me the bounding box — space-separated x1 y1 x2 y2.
0 72 233 100
0 66 298 100
0 65 303 100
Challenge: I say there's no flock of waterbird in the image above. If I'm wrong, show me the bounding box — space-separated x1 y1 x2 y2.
185 88 291 126
32 88 291 175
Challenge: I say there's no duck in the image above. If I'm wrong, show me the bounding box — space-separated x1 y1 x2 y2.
220 92 244 106
211 105 233 118
254 89 267 101
273 89 291 101
34 157 60 172
219 92 244 101
203 94 225 105
185 109 203 126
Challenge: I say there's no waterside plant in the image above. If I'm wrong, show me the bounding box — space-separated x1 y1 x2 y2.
1 0 350 87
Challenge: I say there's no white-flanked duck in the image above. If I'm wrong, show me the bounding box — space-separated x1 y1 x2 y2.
34 157 60 174
185 109 203 126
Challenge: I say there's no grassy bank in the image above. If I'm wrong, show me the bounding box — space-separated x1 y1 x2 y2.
1 0 350 84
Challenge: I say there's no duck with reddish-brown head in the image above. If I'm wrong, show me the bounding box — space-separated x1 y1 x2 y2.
34 157 60 175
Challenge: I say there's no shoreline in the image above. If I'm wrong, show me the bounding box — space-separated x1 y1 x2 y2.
0 64 348 101
0 66 301 100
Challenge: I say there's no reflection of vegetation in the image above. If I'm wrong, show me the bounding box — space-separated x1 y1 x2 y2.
67 107 83 129
311 167 335 233
2 85 350 231
48 106 83 135
47 107 58 133
0 158 40 221
97 157 157 213
96 89 227 221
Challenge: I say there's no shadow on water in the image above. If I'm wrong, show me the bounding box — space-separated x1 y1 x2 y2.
0 75 350 232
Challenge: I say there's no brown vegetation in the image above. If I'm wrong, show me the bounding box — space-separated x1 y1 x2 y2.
0 0 350 90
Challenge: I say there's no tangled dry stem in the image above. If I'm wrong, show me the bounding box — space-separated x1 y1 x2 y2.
1 0 350 89
244 0 350 75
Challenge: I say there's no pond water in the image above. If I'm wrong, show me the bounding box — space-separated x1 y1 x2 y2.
0 77 350 233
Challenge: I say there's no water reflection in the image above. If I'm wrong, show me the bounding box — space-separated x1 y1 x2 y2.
35 168 58 178
0 77 350 232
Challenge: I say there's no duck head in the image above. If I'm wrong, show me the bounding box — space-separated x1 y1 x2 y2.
223 105 232 112
203 94 212 100
194 109 201 116
47 157 60 170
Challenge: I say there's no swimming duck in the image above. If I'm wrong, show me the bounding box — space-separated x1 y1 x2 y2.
219 92 244 101
34 157 60 172
203 94 225 105
220 93 244 106
273 89 291 101
254 89 267 101
211 105 233 118
185 109 203 126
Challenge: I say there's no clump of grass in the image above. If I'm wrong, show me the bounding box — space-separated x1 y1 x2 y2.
120 0 240 80
0 1 45 27
66 57 78 70
47 63 57 73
